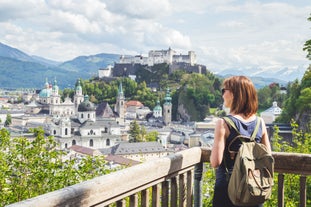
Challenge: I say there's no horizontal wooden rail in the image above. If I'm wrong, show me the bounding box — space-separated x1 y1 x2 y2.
7 147 203 207
7 147 311 207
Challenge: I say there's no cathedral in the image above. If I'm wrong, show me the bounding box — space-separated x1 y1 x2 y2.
33 79 125 150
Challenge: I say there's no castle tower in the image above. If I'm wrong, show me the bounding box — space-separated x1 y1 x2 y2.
115 82 125 125
163 88 172 125
74 79 84 114
188 51 196 66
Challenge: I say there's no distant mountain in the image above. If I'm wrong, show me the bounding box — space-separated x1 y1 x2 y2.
31 55 61 67
0 42 35 62
0 42 120 89
213 65 306 84
0 56 81 88
59 53 120 75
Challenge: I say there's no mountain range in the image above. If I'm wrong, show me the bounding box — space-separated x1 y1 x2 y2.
0 42 119 89
0 42 306 89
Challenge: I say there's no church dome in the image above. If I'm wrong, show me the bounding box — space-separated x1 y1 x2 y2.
39 88 51 98
153 100 162 112
78 95 95 112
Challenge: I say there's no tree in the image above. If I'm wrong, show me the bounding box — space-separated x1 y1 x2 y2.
0 128 111 206
303 14 311 60
129 120 140 142
5 113 11 126
145 131 159 142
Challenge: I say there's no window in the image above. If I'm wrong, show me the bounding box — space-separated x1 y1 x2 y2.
90 139 93 147
106 139 110 146
65 128 68 135
53 130 56 135
72 140 76 145
65 143 68 148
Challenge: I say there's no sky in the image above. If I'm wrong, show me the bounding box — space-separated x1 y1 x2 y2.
0 0 310 74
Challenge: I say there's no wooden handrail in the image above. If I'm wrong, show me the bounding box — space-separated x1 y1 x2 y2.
6 147 311 207
201 148 311 175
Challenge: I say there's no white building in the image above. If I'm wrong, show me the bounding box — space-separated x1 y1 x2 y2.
260 101 282 124
119 48 196 67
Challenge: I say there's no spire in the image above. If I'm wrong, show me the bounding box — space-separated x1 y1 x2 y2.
164 88 172 104
52 77 59 95
45 78 49 89
76 79 83 95
118 82 124 96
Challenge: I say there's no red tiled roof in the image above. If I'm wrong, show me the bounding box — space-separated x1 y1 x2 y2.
105 154 141 166
69 145 100 156
125 100 143 107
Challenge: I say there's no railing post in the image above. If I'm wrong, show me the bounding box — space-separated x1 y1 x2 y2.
300 175 307 207
194 162 203 207
278 173 284 207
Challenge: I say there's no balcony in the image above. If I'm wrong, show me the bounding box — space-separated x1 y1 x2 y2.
7 147 311 207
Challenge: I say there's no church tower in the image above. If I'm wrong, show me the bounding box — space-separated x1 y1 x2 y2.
163 88 172 125
49 78 62 115
74 79 84 114
50 78 61 104
115 82 125 125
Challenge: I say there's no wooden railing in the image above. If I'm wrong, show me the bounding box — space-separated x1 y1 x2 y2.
6 147 311 207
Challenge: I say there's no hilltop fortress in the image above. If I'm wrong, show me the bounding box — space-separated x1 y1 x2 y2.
99 48 207 79
119 47 196 66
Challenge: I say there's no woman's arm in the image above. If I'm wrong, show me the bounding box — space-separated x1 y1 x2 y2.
210 118 228 168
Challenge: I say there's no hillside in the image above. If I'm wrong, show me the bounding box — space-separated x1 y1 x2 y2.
0 43 120 88
0 56 81 88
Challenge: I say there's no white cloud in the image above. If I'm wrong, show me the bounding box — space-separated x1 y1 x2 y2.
0 0 309 72
105 0 171 19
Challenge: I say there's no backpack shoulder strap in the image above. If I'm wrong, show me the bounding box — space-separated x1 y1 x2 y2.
223 116 239 133
250 117 261 141
223 116 261 141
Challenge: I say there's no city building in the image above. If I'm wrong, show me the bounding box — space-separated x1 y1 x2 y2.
260 101 282 124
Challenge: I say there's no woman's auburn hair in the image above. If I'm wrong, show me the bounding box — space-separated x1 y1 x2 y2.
223 76 258 118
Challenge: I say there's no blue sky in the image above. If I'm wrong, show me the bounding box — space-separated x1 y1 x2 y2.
0 0 310 74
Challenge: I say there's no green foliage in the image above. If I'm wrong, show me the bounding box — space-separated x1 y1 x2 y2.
175 73 221 121
5 113 11 126
202 164 215 207
145 131 159 142
257 84 286 110
129 120 141 142
267 122 311 206
129 120 158 142
303 14 311 61
135 63 169 85
0 128 111 206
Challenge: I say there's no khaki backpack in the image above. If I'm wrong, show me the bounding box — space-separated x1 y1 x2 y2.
223 116 274 206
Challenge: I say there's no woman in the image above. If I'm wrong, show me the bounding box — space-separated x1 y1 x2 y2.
210 76 271 207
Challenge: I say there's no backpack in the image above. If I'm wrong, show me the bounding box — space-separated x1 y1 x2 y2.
223 116 274 206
